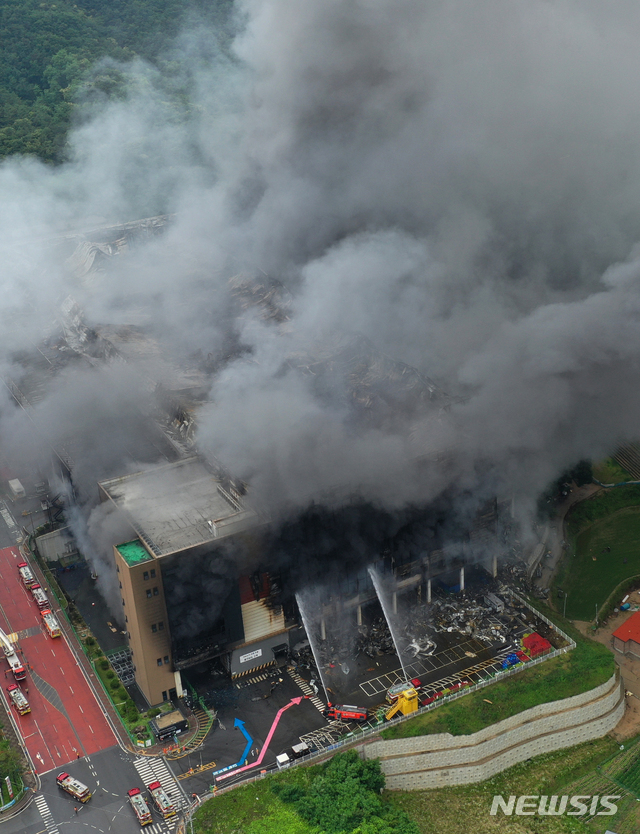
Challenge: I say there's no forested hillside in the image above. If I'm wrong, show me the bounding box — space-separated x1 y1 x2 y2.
0 0 232 161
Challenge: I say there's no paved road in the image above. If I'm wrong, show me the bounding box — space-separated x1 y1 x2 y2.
0 497 190 834
0 545 117 770
1 747 189 834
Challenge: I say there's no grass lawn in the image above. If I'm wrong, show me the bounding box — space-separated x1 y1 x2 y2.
593 457 633 484
555 504 640 620
393 736 622 834
194 735 630 834
192 764 349 834
381 607 613 739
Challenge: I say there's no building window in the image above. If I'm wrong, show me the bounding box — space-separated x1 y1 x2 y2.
146 589 152 599
151 624 157 633
116 564 119 573
164 656 169 664
150 569 156 578
157 658 163 667
153 587 159 596
158 621 164 631
122 598 125 606
143 571 149 580
125 615 128 623
119 581 122 589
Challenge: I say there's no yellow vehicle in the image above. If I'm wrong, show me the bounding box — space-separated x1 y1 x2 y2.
385 687 419 721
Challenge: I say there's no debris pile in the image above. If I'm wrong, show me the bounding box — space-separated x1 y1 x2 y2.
354 618 395 659
423 589 533 647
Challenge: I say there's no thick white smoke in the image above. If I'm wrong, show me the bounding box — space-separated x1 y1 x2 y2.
2 0 640 542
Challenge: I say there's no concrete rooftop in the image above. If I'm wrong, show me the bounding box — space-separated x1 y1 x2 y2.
99 457 261 557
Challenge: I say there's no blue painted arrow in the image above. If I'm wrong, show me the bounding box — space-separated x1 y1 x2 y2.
234 718 253 766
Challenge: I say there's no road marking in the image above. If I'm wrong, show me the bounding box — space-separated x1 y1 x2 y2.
34 795 60 834
217 697 303 782
133 756 185 812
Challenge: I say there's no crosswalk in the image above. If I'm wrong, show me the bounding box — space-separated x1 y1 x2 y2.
34 795 60 834
288 669 326 714
133 755 185 829
144 822 179 834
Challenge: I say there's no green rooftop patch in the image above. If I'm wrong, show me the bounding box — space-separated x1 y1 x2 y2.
117 539 152 566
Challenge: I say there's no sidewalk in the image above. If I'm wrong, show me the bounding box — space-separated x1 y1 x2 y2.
20 544 132 752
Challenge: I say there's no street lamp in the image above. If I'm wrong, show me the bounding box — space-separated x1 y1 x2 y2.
563 592 568 618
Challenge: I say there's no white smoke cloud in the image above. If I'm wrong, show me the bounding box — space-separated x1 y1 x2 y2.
2 0 640 551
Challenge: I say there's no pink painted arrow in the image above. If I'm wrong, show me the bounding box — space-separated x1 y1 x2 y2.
217 697 303 781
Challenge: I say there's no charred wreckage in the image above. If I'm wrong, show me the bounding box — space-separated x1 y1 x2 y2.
1 218 526 706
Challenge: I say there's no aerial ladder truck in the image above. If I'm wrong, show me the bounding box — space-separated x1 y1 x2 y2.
384 687 419 721
0 627 25 681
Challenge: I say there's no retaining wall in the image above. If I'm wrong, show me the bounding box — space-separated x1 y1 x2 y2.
359 671 624 790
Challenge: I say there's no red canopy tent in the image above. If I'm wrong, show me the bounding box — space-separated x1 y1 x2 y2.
522 632 552 657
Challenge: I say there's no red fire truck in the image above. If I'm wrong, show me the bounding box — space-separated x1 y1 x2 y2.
323 703 369 722
147 780 176 818
41 610 61 638
30 584 49 609
17 562 36 589
7 684 30 715
56 772 92 802
127 787 153 825
0 627 25 681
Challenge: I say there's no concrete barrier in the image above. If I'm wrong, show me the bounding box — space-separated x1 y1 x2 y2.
359 671 623 790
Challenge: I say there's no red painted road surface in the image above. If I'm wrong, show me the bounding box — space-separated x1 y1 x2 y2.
0 546 116 773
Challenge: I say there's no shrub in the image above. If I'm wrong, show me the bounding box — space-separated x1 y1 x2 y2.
85 636 95 646
105 670 115 679
99 659 109 671
109 678 120 691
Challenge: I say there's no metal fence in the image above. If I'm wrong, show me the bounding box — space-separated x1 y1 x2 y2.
208 593 575 796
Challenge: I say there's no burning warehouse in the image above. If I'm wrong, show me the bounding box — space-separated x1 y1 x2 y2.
96 452 507 705
98 457 293 704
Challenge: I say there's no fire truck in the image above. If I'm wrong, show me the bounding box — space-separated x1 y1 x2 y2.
7 684 30 715
127 787 153 825
323 703 369 722
30 584 49 609
56 772 92 802
147 780 176 818
41 610 61 638
0 627 25 681
17 561 36 589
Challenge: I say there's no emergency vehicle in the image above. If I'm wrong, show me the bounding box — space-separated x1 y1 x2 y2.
30 584 49 609
7 684 30 715
386 678 422 703
323 703 369 722
147 780 176 818
0 627 25 681
56 772 92 802
17 562 36 589
127 787 153 825
41 609 61 638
